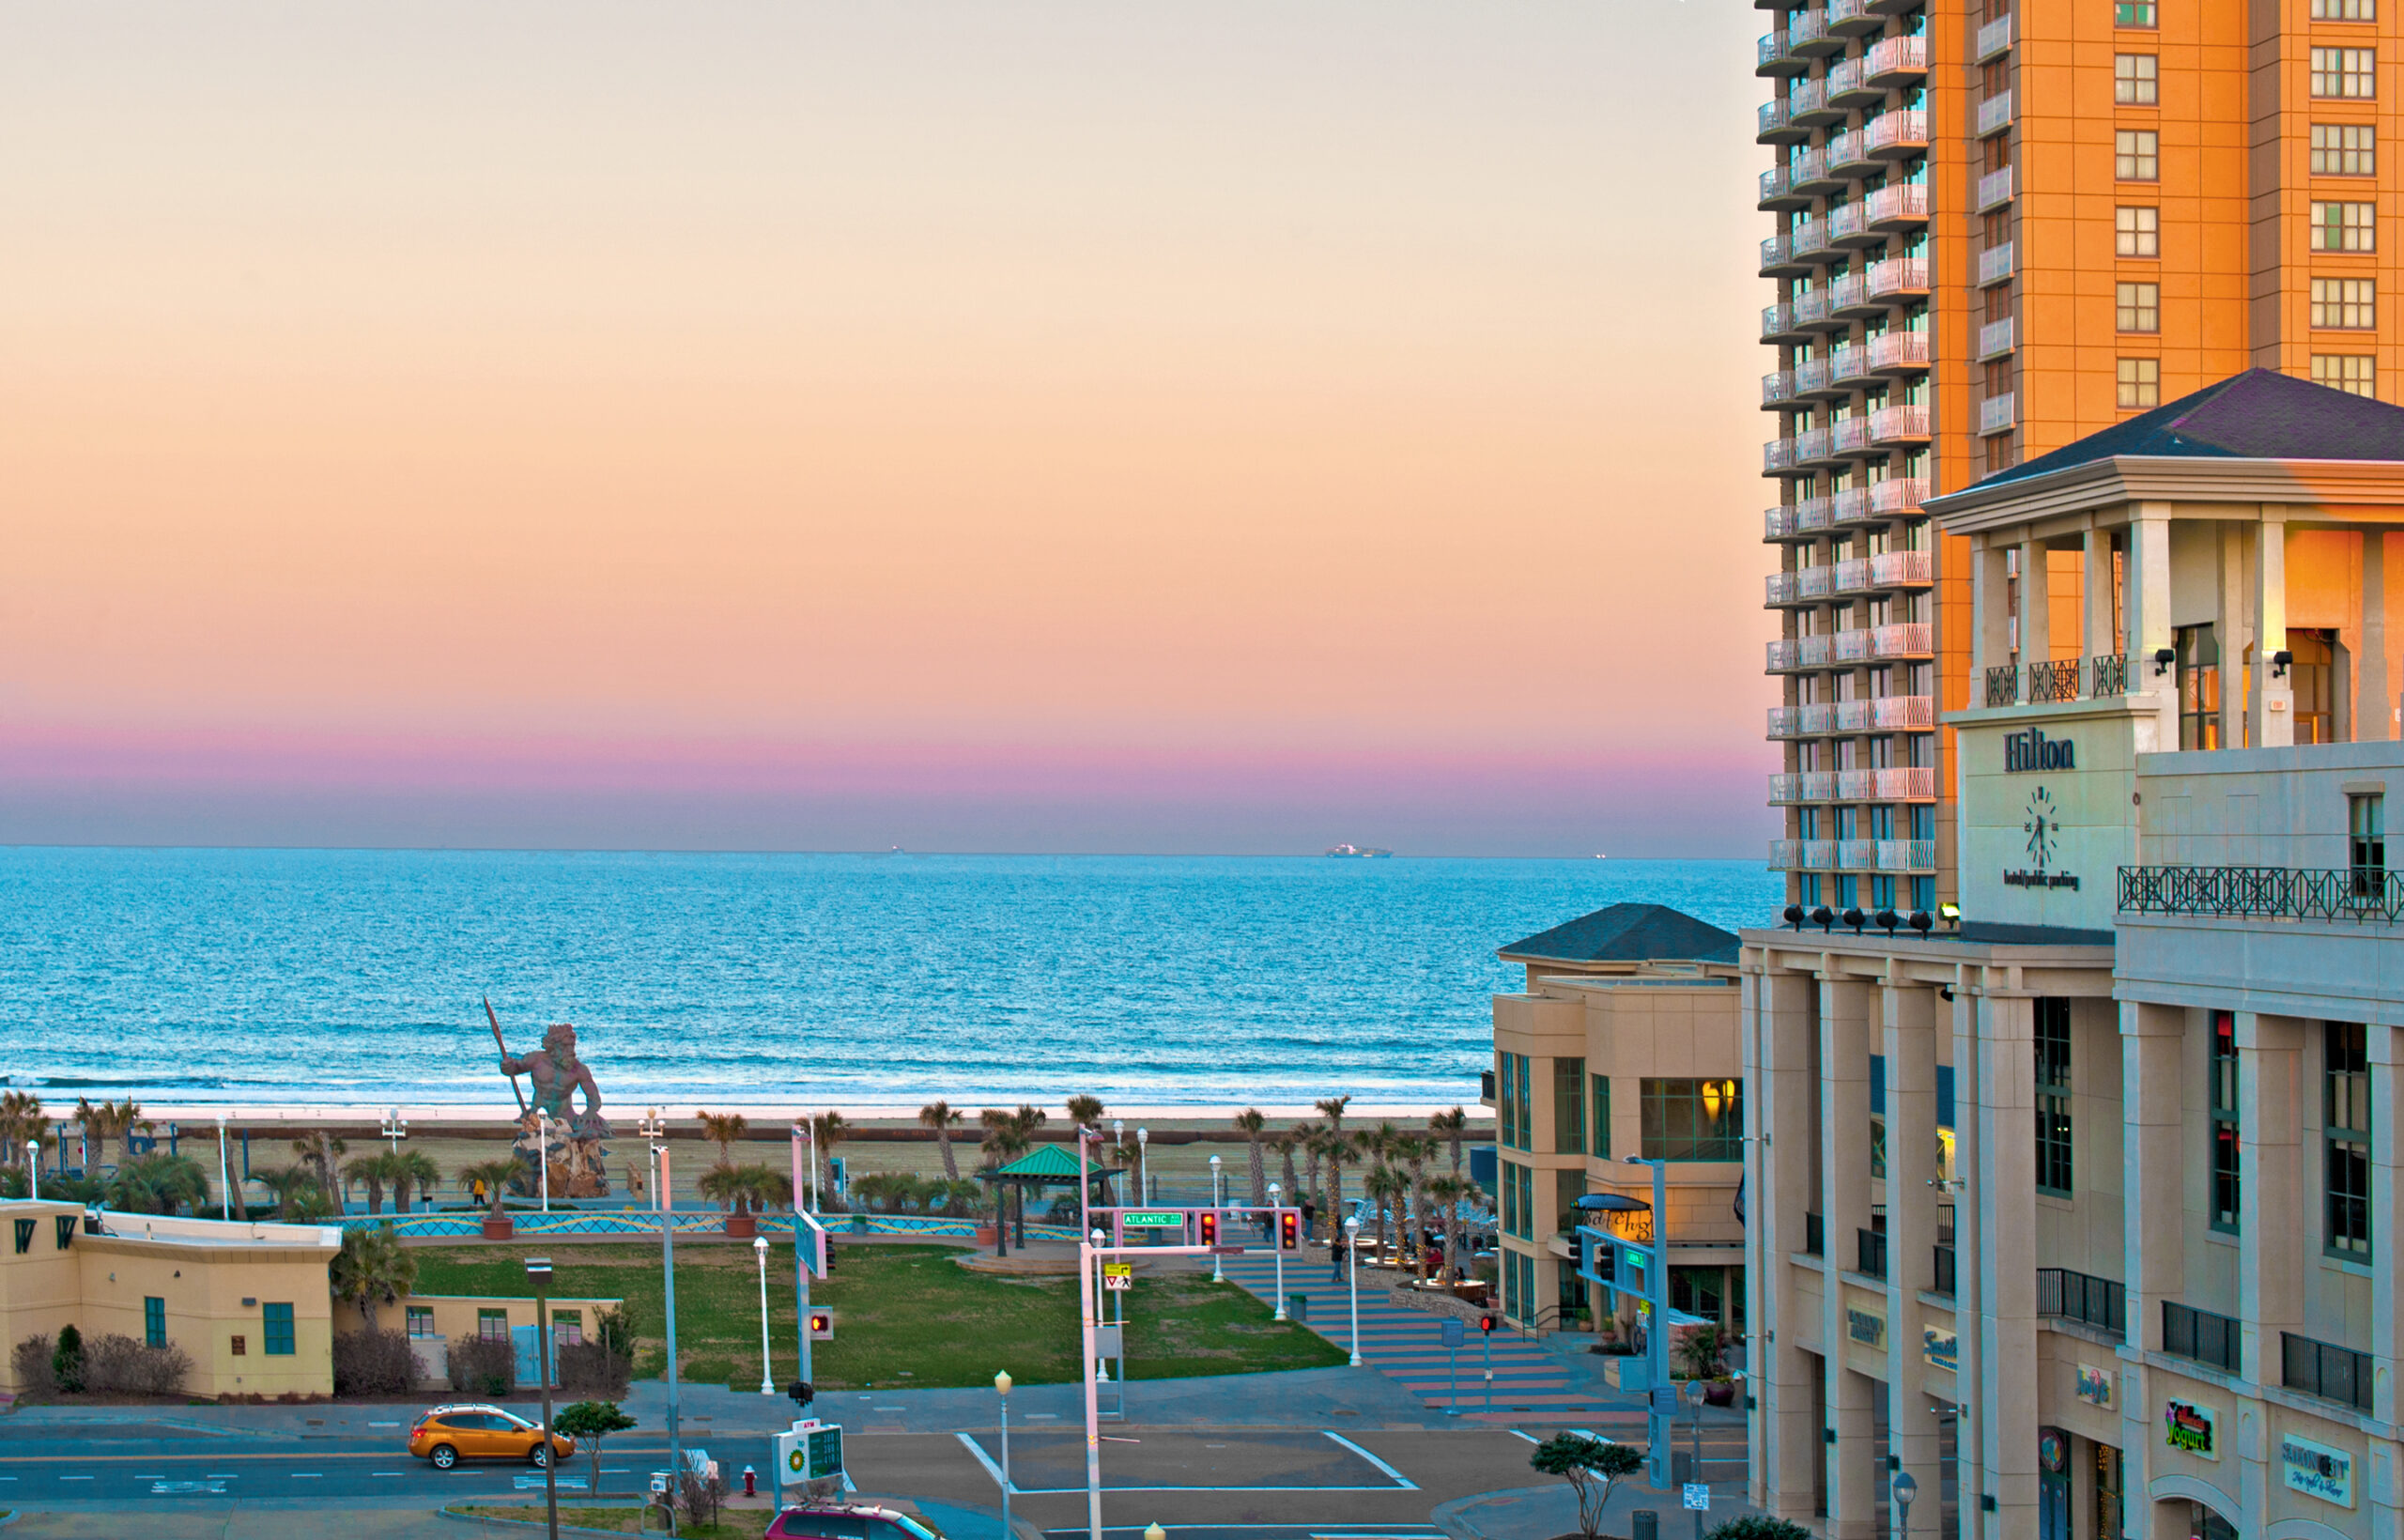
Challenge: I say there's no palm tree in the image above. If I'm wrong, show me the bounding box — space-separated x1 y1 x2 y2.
290 1131 347 1201
1271 1131 1300 1210
1065 1095 1104 1127
695 1111 748 1168
0 1091 45 1180
253 1164 325 1221
1314 1095 1352 1136
344 1153 393 1215
104 1153 211 1216
1398 1134 1434 1278
458 1157 525 1219
331 1224 420 1332
393 1151 441 1214
109 1099 147 1164
1320 1130 1358 1240
1362 1164 1407 1262
977 1108 1029 1168
1428 1106 1469 1177
1294 1122 1324 1238
809 1111 851 1196
1233 1109 1268 1206
1424 1173 1475 1284
918 1101 963 1182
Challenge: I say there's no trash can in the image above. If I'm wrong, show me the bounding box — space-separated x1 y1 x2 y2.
1632 1511 1659 1540
1288 1293 1308 1324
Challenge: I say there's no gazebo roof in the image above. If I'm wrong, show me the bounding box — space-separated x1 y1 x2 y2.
979 1144 1121 1182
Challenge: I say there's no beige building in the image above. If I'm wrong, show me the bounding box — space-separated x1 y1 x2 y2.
1491 904 1749 1333
0 1201 342 1398
1743 374 2404 1540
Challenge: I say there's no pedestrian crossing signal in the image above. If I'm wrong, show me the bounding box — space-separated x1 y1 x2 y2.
1480 1313 1497 1336
1279 1211 1299 1250
808 1309 835 1341
1198 1211 1218 1246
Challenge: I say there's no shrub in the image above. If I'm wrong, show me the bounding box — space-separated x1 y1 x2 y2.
446 1335 515 1397
1706 1520 1814 1540
1529 1432 1645 1540
677 1464 729 1528
10 1333 54 1395
556 1340 631 1399
331 1329 418 1396
52 1324 84 1394
80 1333 192 1396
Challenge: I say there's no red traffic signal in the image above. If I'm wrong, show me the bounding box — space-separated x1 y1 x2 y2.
1279 1211 1300 1250
808 1309 835 1341
1198 1211 1218 1246
1480 1313 1497 1336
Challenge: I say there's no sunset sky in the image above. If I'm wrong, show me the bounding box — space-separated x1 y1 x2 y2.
1 3 1773 855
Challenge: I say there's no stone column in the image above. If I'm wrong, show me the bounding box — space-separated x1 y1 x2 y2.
2255 510 2293 747
1757 964 1821 1519
1820 973 1877 1540
1972 536 2011 677
1976 993 2040 1540
2125 508 2176 751
2219 524 2247 749
2118 1001 2186 1534
1949 977 1986 1540
2369 1024 2403 1538
2019 539 2051 665
1884 978 1943 1540
2362 531 2391 741
2235 1013 2304 1378
2083 528 2117 673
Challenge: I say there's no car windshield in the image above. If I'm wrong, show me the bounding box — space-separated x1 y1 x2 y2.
894 1517 943 1540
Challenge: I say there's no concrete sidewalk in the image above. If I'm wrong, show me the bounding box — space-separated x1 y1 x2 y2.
1435 1472 1766 1540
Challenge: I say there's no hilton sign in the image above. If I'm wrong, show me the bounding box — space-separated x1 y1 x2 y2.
2004 727 2075 773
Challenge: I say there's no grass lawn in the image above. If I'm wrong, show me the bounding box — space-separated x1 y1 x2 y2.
453 1503 765 1536
410 1240 1343 1391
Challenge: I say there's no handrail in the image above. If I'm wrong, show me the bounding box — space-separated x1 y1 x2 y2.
2120 866 2404 923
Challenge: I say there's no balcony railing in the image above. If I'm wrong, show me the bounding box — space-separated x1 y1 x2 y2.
1799 701 1837 733
1764 505 1800 541
1871 549 1932 587
1932 1244 1955 1296
1985 664 2020 706
1873 694 1934 730
1824 57 1872 108
1789 8 1839 54
1764 439 1797 475
1804 1210 1825 1255
1765 571 1799 605
2037 1267 2126 1339
1978 241 2015 286
1794 425 1833 463
1790 76 1836 124
1762 302 1795 342
1857 1227 1888 1280
1790 214 1828 258
1760 165 1796 207
1870 329 1930 373
1838 767 1934 801
1980 392 2017 436
1869 476 1925 516
1768 771 1838 803
1766 706 1802 738
1977 90 2014 137
1863 33 1928 85
1836 698 1875 732
1832 416 1873 456
2163 1301 2242 1374
1865 180 1928 230
1826 129 1876 180
1767 635 1836 671
2282 1332 2375 1412
1871 403 1931 445
1979 316 2016 359
1796 565 1835 599
1796 496 1835 533
1984 654 2131 706
1826 274 1873 322
1760 235 1795 274
2119 866 2404 924
2028 658 2080 702
1867 109 1930 159
1833 487 1872 525
1838 838 1879 870
1792 357 1831 396
1867 256 1929 302
1828 202 1871 247
1828 0 1882 36
1876 839 1937 871
1831 345 1879 388
1869 622 1932 659
1771 839 1841 872
1977 166 2015 211
1976 11 2013 61
1831 559 1871 596
1762 370 1796 408
1795 288 1833 329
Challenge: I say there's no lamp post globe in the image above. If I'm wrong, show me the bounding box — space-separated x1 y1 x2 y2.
994 1370 1013 1540
1892 1470 1919 1540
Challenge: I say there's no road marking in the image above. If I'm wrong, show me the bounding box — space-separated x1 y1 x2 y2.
954 1432 1009 1493
293 1472 323 1479
1319 1432 1416 1490
368 1421 401 1426
1025 1412 1060 1420
151 1481 227 1496
875 1405 908 1410
373 1471 404 1477
58 1475 93 1482
1506 1429 1540 1444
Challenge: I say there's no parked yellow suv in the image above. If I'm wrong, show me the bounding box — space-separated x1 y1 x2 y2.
408 1403 576 1469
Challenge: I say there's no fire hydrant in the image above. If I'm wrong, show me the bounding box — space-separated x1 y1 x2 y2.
743 1465 757 1499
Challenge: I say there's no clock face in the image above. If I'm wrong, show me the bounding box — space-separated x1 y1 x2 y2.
2023 786 2059 869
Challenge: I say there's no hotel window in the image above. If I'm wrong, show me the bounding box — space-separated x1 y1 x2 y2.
2115 0 2156 24
2116 206 2160 257
2325 1022 2371 1258
10 1219 30 1255
1516 1162 1535 1240
478 1308 511 1342
554 1310 583 1346
2315 354 2377 396
2210 1011 2241 1232
1552 1057 1586 1155
2310 200 2376 251
1498 1052 1533 1150
1591 1074 1610 1159
262 1302 295 1357
145 1297 166 1349
2350 792 2385 893
2313 0 2376 16
2116 130 2159 181
1910 875 1935 911
1554 1168 1583 1236
1640 1079 1744 1162
2118 358 2161 408
2034 999 2073 1196
2312 277 2377 328
2311 48 2376 99
407 1305 436 1338
2095 1446 2126 1540
2177 624 2220 748
2114 54 2158 105
2311 123 2376 175
2117 282 2161 333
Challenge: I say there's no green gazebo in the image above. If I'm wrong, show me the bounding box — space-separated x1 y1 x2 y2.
978 1144 1123 1255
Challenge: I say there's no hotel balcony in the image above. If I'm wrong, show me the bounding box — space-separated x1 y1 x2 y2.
1867 255 1929 304
1825 57 1879 113
1826 129 1878 183
1831 557 1872 594
1811 420 1868 467
1831 345 1883 391
1869 329 1931 375
1837 766 1937 802
1980 392 2017 436
1975 11 2013 62
1827 0 1885 38
1794 287 1835 331
1870 547 1933 587
1792 147 1845 199
1770 839 1842 871
1981 653 2133 709
1828 202 1878 250
1825 275 1878 327
1762 370 1799 410
1760 165 1809 211
1764 437 1799 476
1766 702 1840 738
1756 31 1810 76
1872 693 1935 730
1797 564 1837 601
1762 301 1810 345
1765 570 1801 607
1977 89 2014 138
1795 74 1849 126
1792 215 1843 266
1760 235 1803 278
1976 165 2015 212
1796 495 1837 534
1768 771 1840 804
1758 96 1809 146
1764 504 1802 541
1865 180 1929 233
1833 486 1874 526
1766 634 1837 672
1977 241 2015 286
1866 109 1930 160
1870 402 1932 447
1793 424 1833 464
1835 622 1932 665
1870 839 1938 872
1790 9 1842 56
1795 356 1839 398
1978 316 2016 361
1868 476 1926 517
1862 34 1928 87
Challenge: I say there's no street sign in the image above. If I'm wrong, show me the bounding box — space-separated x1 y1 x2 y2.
1439 1317 1466 1348
1651 1385 1681 1413
1102 1262 1133 1291
1095 1324 1123 1358
1121 1210 1183 1228
1683 1485 1711 1511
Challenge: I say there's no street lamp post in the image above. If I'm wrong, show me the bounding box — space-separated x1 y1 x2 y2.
381 1106 407 1154
1135 1127 1148 1204
526 1256 561 1540
537 1112 552 1214
1624 1154 1673 1490
216 1117 231 1222
752 1234 775 1394
1342 1214 1363 1367
1682 1377 1709 1540
638 1107 683 1486
994 1370 1013 1540
792 1121 813 1389
1209 1155 1224 1283
1268 1182 1287 1319
1892 1470 1918 1540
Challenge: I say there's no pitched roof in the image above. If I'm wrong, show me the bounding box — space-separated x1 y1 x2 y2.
1968 367 2404 489
983 1144 1117 1181
1498 902 1740 966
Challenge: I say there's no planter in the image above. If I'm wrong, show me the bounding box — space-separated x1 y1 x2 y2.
974 1224 1000 1247
1704 1380 1737 1407
480 1213 515 1240
724 1212 758 1239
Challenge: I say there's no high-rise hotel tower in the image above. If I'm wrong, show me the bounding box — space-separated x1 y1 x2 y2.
1761 0 2401 916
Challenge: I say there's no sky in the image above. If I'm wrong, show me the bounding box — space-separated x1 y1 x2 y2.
0 2 1775 856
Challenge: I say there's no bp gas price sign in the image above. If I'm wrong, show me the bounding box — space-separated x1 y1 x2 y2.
776 1421 844 1486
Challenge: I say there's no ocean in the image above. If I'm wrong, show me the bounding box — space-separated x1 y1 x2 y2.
0 849 1776 1108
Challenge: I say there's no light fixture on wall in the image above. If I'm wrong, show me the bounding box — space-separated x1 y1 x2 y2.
2152 646 2176 677
2273 649 2294 679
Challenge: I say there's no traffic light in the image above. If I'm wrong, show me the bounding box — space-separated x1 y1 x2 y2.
786 1379 814 1408
1279 1210 1299 1250
1480 1313 1497 1337
1198 1210 1218 1246
808 1309 835 1341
